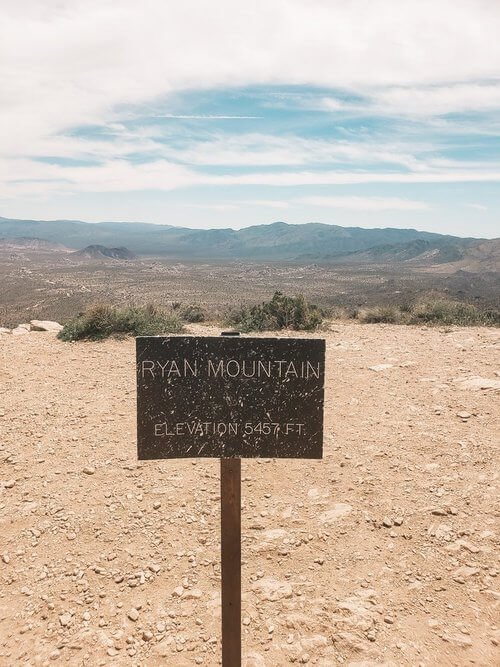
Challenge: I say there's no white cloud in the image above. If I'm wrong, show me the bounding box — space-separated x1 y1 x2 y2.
465 203 488 211
213 169 500 187
372 83 500 116
156 115 262 120
1 0 500 151
1 0 500 212
296 196 429 211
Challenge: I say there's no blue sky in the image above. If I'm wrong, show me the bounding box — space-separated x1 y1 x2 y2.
1 1 499 237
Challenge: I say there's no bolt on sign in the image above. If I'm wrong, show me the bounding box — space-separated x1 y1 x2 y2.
136 336 325 460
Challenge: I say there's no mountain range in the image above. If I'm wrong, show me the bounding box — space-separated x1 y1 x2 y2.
0 216 498 269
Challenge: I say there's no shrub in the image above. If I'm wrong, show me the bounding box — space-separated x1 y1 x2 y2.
226 291 323 332
351 299 499 327
180 304 206 323
357 306 405 324
58 303 184 341
410 299 499 326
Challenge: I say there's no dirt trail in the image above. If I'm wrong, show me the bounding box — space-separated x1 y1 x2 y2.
0 323 499 666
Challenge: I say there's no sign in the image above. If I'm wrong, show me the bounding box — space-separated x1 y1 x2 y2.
136 335 325 459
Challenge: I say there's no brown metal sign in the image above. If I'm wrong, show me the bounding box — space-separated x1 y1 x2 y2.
136 335 325 459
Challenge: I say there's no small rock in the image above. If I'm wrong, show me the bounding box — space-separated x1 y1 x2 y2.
142 630 154 642
30 320 63 332
456 411 472 420
148 563 161 573
3 480 16 489
59 613 72 627
369 364 394 372
172 586 184 597
127 608 139 621
251 577 293 601
82 466 95 475
183 588 203 600
153 501 161 510
382 518 393 528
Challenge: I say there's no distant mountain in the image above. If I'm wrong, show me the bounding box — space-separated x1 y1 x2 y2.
0 236 71 252
71 244 136 260
0 216 494 269
303 238 482 265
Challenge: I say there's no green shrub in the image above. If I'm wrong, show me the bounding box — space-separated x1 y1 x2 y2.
352 299 499 327
357 306 405 324
58 303 184 341
180 304 206 323
410 299 499 326
226 291 323 332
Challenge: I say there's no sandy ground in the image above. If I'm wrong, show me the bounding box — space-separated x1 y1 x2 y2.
0 323 499 666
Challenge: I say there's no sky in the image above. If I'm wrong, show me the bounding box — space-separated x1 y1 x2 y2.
1 0 499 237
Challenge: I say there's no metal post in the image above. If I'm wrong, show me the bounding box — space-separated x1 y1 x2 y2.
220 330 241 666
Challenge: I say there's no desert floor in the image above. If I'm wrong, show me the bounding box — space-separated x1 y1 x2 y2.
0 323 498 666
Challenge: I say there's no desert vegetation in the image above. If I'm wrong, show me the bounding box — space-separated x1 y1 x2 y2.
55 294 499 343
225 291 324 332
58 303 184 341
356 298 499 327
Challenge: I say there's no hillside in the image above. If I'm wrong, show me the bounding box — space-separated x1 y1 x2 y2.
0 216 485 263
305 237 499 267
0 236 71 252
71 245 136 260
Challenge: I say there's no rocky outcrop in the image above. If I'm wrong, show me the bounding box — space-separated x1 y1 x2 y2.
30 320 63 332
1 320 63 334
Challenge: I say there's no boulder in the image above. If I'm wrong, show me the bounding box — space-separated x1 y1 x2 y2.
30 320 63 332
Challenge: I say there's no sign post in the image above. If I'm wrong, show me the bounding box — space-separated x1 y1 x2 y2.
136 334 325 665
221 456 241 666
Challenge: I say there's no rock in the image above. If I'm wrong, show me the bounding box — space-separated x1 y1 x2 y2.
251 577 293 601
172 586 184 597
3 480 16 489
319 503 352 525
127 608 139 621
242 651 266 667
454 566 480 580
0 327 11 334
456 376 500 392
183 588 203 599
30 320 63 332
369 364 394 372
59 612 72 627
456 411 472 420
12 327 29 335
148 563 161 573
142 630 154 641
442 632 473 647
382 517 393 528
82 466 95 475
